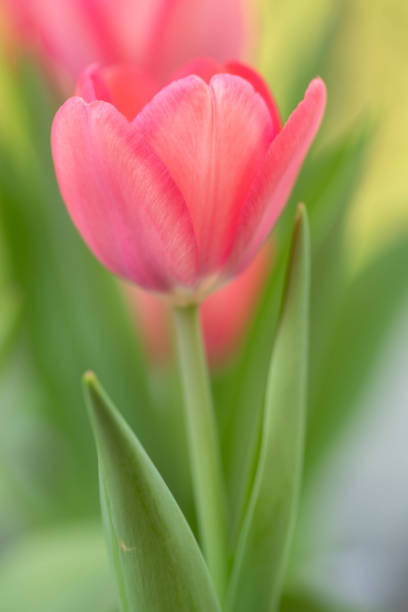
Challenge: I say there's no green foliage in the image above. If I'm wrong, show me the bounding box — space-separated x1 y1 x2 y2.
0 20 405 612
226 207 310 611
84 373 220 612
0 62 191 522
217 123 373 540
218 234 290 539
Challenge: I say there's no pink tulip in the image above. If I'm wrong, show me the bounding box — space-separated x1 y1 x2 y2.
128 244 272 364
3 0 244 88
51 60 326 302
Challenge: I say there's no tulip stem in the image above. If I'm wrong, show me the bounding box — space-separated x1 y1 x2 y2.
172 304 227 600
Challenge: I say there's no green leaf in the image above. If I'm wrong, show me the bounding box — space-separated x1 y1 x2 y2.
83 372 220 612
0 522 115 612
226 206 310 612
218 123 372 540
219 237 290 542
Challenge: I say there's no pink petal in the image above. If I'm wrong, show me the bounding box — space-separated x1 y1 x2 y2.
126 285 170 362
168 57 222 84
149 0 244 81
136 74 274 274
201 242 272 363
227 78 327 272
99 0 165 67
4 0 105 83
76 63 159 119
6 0 245 89
169 60 281 137
51 97 198 291
224 61 281 134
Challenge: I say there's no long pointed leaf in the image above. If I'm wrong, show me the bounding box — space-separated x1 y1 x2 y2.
219 123 372 539
227 206 310 612
83 373 220 612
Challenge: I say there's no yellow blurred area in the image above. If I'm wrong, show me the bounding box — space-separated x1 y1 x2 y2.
0 6 31 159
258 0 408 269
332 1 408 269
257 0 333 106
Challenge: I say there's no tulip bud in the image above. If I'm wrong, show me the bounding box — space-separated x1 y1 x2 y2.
51 60 326 302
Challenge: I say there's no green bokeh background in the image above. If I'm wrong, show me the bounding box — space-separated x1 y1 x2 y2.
0 1 407 610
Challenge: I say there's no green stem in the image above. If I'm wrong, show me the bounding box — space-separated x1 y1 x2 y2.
172 304 227 600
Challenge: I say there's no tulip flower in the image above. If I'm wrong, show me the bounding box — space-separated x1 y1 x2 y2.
128 243 272 364
51 60 326 596
51 60 326 303
3 0 244 88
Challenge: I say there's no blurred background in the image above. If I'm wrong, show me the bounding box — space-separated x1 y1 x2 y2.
0 1 407 610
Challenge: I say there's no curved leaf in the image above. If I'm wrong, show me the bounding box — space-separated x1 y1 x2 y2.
219 123 372 539
83 373 220 612
226 206 310 612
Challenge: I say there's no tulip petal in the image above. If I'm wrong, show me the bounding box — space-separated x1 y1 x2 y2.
76 63 159 120
100 0 165 68
137 74 274 274
150 0 244 81
5 0 244 87
224 61 282 134
6 0 105 82
169 59 281 137
227 78 326 272
51 97 197 291
168 57 222 84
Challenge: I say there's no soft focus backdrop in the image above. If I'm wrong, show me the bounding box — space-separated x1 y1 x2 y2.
0 1 407 610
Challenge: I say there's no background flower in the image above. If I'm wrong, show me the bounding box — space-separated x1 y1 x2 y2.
128 244 272 364
2 0 245 88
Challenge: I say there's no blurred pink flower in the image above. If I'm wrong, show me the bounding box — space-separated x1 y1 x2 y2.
3 0 245 88
51 60 326 301
127 243 272 364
